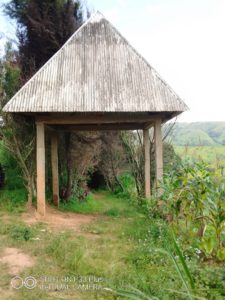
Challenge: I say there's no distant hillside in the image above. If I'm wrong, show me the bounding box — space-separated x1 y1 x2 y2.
169 122 225 146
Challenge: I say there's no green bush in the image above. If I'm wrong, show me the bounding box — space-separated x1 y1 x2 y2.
0 142 24 190
0 189 27 212
10 224 34 241
114 173 136 199
157 159 225 261
0 223 34 241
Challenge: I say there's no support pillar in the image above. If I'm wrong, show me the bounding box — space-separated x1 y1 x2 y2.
51 133 59 206
154 119 163 189
36 122 46 216
143 128 151 198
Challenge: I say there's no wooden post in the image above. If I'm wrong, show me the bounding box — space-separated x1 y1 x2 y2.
154 119 163 189
143 128 151 198
51 133 59 206
36 122 46 216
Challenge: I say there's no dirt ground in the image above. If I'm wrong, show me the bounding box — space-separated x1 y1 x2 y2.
0 205 101 299
22 204 98 233
0 248 34 276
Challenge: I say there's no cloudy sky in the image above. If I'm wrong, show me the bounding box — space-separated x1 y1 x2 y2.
1 0 225 122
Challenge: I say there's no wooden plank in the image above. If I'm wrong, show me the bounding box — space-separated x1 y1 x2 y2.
154 119 163 188
36 122 46 216
143 128 151 197
36 113 161 125
51 133 59 206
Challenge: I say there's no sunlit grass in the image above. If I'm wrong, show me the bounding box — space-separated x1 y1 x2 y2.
0 192 225 299
60 191 138 217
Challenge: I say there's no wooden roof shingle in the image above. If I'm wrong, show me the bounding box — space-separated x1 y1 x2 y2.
3 11 188 113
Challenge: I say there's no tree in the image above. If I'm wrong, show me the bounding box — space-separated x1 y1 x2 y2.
4 0 84 82
1 1 87 205
121 123 179 198
0 43 35 205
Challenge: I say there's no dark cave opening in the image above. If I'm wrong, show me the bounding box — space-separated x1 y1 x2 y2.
88 170 106 190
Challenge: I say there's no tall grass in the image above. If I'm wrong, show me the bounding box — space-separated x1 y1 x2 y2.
0 189 27 212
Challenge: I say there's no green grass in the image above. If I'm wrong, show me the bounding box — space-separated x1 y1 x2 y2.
60 191 138 217
174 145 225 168
0 191 225 299
0 188 27 213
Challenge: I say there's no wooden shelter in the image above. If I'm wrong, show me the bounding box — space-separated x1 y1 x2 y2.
3 12 188 216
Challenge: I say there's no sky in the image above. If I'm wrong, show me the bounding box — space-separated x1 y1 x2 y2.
0 0 225 122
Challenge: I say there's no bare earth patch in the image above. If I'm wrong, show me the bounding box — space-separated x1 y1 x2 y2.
0 248 34 275
22 205 99 235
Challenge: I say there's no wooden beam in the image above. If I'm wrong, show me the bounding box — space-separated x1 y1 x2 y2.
143 128 151 198
154 119 163 189
36 122 46 216
36 113 161 125
51 123 144 131
51 133 59 206
143 122 154 130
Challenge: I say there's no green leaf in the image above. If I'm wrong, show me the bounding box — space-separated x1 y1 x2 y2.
216 248 225 261
171 232 195 290
104 287 159 300
201 236 215 255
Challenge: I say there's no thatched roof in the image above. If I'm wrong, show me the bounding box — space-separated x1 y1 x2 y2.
3 12 188 114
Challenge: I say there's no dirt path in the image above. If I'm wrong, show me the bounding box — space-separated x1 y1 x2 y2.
22 203 99 234
0 194 106 299
0 248 34 276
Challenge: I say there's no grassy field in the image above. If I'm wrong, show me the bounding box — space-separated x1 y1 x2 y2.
174 145 225 168
0 191 159 300
0 191 224 299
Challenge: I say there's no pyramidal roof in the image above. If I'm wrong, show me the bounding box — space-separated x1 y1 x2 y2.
3 11 188 113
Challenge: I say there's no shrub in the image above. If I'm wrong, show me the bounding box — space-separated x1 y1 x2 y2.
157 159 225 261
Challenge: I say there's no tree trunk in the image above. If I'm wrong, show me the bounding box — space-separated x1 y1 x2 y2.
26 176 33 208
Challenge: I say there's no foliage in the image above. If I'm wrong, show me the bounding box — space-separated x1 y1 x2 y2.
0 116 36 205
1 1 88 204
0 42 36 205
98 131 127 193
159 231 195 299
59 131 103 200
0 191 225 299
0 188 27 212
0 141 24 189
170 122 225 146
175 145 225 173
157 160 225 261
60 193 102 214
114 173 136 199
9 224 34 241
0 42 20 107
106 286 159 300
60 191 137 216
4 0 84 82
121 130 180 198
121 131 145 197
0 222 34 240
107 233 196 300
